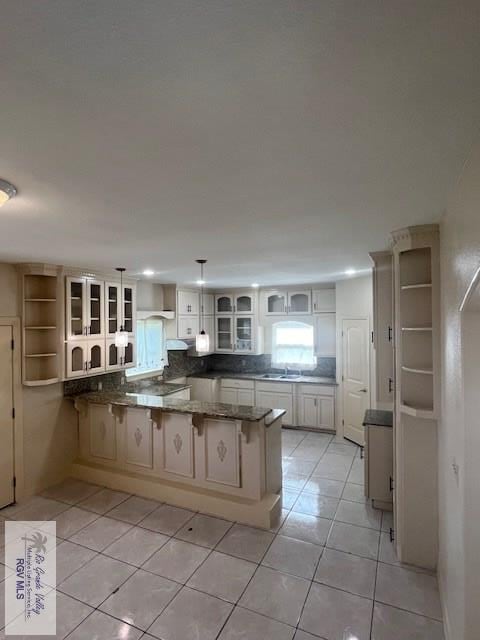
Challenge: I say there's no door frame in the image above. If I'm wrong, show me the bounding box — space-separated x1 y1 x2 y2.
339 316 371 441
0 317 24 503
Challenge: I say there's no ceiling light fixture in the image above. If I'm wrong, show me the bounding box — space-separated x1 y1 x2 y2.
115 268 129 348
196 279 206 286
0 179 17 207
143 269 154 276
195 259 210 353
251 283 260 288
345 268 356 277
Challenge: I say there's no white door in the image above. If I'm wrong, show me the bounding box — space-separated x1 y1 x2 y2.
0 326 14 508
342 318 370 445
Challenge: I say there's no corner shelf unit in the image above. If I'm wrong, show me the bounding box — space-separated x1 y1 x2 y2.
391 224 440 571
20 266 62 386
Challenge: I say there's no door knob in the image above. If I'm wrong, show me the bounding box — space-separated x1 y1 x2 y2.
359 388 368 393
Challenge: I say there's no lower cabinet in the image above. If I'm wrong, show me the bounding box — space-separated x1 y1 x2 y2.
89 403 116 461
255 382 294 425
220 379 255 405
296 384 335 430
364 423 393 506
125 408 153 469
161 413 195 477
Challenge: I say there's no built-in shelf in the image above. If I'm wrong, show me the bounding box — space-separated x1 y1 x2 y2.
25 353 57 358
401 326 432 332
24 377 59 387
400 403 435 420
25 326 57 330
401 283 432 290
25 298 57 302
401 366 433 375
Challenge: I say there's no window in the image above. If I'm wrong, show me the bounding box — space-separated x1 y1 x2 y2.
126 318 167 377
271 321 315 369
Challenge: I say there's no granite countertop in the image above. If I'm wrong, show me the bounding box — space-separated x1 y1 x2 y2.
72 390 274 422
189 371 338 386
363 409 394 428
126 382 191 396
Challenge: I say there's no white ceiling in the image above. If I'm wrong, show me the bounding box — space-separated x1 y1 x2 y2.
1 1 479 287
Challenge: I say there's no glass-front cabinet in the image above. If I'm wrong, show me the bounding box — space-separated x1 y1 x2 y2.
123 284 135 334
215 294 234 314
105 282 121 337
265 291 287 315
66 277 105 339
215 316 233 352
288 290 311 314
235 316 254 353
235 294 254 314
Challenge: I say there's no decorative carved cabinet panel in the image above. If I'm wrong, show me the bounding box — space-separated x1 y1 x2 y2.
204 418 240 487
162 413 194 477
89 404 116 460
125 408 153 469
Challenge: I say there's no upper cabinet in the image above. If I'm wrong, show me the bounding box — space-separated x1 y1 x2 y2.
288 291 311 314
178 290 199 315
66 277 105 339
215 294 234 314
201 293 214 316
265 291 287 315
123 283 136 334
235 293 255 314
105 282 121 338
264 290 313 315
312 289 336 313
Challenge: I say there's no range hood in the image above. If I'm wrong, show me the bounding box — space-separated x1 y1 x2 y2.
137 309 175 321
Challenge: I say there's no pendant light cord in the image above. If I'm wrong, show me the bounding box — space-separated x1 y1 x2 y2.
200 262 204 332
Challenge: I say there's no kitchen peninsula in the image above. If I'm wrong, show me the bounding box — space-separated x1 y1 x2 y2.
71 387 284 528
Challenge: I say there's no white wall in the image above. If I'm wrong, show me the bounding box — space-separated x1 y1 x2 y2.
335 274 374 434
439 139 480 640
136 281 164 310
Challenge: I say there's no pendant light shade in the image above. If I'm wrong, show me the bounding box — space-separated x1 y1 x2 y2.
115 267 129 348
195 259 210 353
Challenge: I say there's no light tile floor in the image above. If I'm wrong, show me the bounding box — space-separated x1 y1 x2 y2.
0 429 445 639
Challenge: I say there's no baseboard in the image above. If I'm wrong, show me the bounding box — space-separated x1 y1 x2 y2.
438 569 452 640
71 461 281 530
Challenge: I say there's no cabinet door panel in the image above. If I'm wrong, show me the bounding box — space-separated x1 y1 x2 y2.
235 294 254 314
313 289 336 313
319 396 335 429
300 395 318 427
256 390 293 425
201 293 214 316
87 339 105 374
126 408 153 469
265 291 286 315
162 413 194 477
87 280 105 337
66 341 87 378
237 389 254 405
90 404 116 460
178 316 199 339
66 277 87 339
288 291 311 314
106 339 121 371
122 339 136 368
220 388 238 404
204 419 240 487
234 316 253 353
315 313 336 357
178 290 199 315
123 284 136 334
215 316 233 352
105 282 121 337
215 294 234 314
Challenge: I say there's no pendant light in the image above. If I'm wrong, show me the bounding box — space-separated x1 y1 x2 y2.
0 179 17 207
115 267 129 348
195 259 210 353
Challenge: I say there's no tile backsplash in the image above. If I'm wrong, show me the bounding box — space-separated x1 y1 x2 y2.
208 353 336 378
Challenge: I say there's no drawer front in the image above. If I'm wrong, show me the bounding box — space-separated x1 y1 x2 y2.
297 384 335 396
255 381 293 394
221 378 255 390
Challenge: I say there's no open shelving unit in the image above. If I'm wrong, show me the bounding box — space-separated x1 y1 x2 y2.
392 224 440 570
21 267 62 386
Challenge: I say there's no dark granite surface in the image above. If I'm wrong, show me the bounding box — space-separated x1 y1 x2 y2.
128 382 191 396
209 354 336 378
163 350 211 380
189 371 337 386
363 409 394 427
72 391 273 422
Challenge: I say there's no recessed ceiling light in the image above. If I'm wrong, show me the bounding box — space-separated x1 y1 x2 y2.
0 179 17 207
196 279 206 285
345 268 356 276
143 269 154 276
251 283 260 288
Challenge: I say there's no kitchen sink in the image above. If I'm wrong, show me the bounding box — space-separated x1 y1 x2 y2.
261 373 283 379
280 374 301 380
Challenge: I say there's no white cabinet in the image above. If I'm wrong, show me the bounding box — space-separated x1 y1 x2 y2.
215 294 234 314
204 418 240 487
220 378 255 405
178 290 199 315
255 381 294 425
315 313 336 357
364 421 393 507
89 403 117 461
66 339 106 378
234 316 254 353
178 315 199 339
66 277 105 339
105 282 121 338
313 289 336 313
105 338 136 372
201 293 214 316
215 316 233 352
161 412 194 477
296 384 335 430
265 291 287 315
234 293 255 314
125 408 153 469
288 291 311 314
264 290 312 315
